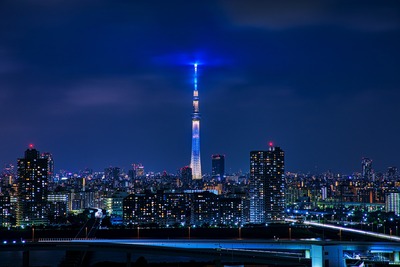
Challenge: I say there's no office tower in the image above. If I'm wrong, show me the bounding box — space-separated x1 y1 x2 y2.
249 145 285 223
361 158 373 181
211 154 225 180
16 145 49 226
190 63 202 179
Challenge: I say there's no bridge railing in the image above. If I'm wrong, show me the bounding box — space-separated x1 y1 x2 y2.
38 238 97 242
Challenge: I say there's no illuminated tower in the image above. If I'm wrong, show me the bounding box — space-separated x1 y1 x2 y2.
190 63 202 179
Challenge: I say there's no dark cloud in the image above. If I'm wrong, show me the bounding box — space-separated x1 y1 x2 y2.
64 78 145 109
221 0 400 31
221 0 326 30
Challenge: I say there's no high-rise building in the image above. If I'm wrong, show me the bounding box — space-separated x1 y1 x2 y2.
132 164 144 178
211 154 225 180
189 191 219 226
219 196 243 226
179 166 192 186
1 164 15 187
17 145 49 226
362 157 373 181
105 166 121 188
190 63 202 179
249 144 285 223
386 192 400 215
105 167 120 180
0 194 12 227
41 152 54 181
387 166 398 180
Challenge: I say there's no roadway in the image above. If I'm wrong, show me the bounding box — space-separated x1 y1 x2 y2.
1 239 313 267
286 218 400 242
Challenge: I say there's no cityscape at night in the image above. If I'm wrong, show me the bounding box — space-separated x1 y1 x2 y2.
1 1 400 267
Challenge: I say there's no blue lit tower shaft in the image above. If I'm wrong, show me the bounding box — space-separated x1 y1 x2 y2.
190 63 202 179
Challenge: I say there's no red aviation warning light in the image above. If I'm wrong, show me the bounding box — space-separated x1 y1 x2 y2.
29 144 34 149
268 141 273 147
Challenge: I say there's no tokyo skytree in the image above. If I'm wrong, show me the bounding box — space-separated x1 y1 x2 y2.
190 63 202 179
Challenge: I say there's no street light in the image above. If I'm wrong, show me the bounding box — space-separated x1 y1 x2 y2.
289 227 292 240
188 226 191 239
32 227 35 242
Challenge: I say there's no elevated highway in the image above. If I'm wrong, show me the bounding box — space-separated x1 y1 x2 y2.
287 218 400 242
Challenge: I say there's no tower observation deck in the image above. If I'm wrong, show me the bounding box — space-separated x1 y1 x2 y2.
190 63 202 179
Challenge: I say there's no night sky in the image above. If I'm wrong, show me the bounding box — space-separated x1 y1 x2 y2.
1 1 400 174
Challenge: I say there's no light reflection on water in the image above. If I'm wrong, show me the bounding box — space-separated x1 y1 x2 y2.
0 251 22 267
90 251 209 264
0 251 64 267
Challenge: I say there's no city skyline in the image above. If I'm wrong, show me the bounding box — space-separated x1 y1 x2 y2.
0 143 394 176
0 1 400 173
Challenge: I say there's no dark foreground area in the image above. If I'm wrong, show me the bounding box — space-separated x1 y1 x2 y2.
92 260 305 267
92 257 308 267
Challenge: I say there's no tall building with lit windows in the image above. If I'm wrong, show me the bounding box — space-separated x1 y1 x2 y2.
190 63 202 179
41 152 54 182
212 154 225 180
16 145 49 226
249 144 285 223
123 192 158 225
362 157 373 181
386 192 400 215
